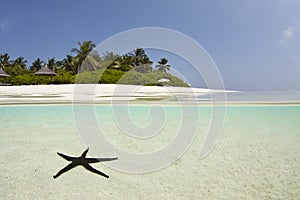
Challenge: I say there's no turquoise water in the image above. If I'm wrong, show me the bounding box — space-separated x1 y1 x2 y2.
0 105 299 199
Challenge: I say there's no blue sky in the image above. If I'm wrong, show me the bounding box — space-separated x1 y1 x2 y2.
0 0 299 91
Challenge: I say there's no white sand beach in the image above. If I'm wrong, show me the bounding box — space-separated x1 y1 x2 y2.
0 84 235 104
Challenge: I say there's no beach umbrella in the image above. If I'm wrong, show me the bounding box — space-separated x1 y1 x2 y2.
0 67 9 77
157 78 170 83
157 78 170 86
35 65 57 82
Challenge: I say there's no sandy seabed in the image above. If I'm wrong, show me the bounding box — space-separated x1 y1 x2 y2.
1 111 299 199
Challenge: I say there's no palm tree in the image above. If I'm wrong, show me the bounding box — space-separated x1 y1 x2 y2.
71 40 96 73
46 57 58 72
108 54 134 71
80 56 100 72
1 54 28 76
13 57 27 69
136 56 153 73
119 54 135 71
30 58 44 71
155 58 170 73
89 50 102 63
102 51 119 61
129 48 153 73
5 57 27 76
130 48 150 67
0 53 11 70
135 63 153 73
61 55 76 72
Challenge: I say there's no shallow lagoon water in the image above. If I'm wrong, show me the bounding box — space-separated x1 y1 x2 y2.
0 104 299 199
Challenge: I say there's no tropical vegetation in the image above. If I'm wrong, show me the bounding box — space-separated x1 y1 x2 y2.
0 41 189 87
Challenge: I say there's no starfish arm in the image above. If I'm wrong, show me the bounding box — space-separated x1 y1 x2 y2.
83 164 109 178
53 162 78 179
81 148 89 158
86 157 118 163
57 152 76 161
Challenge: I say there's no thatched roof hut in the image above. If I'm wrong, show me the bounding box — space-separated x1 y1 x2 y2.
0 67 9 77
35 65 57 76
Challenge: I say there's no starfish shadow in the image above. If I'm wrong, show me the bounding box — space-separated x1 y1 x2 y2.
53 148 118 179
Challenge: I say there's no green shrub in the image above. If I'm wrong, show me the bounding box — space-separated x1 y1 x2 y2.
117 71 189 87
75 69 105 84
6 68 189 87
11 74 37 85
99 69 125 84
50 71 75 84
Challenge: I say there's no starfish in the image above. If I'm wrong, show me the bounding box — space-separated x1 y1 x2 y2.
53 148 118 179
